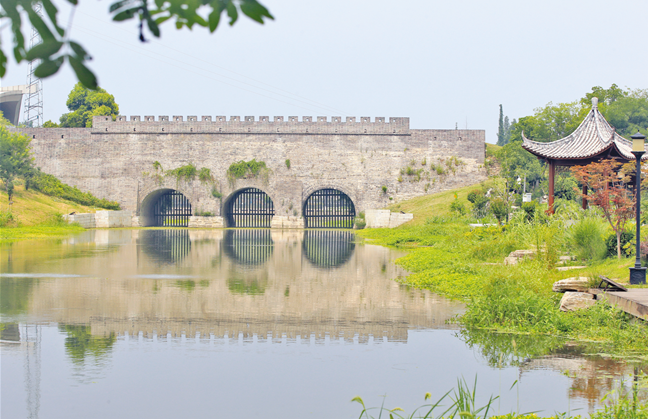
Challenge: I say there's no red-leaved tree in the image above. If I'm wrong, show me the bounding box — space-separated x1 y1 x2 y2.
571 159 636 259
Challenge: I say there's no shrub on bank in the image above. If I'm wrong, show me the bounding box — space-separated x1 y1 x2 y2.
29 172 120 210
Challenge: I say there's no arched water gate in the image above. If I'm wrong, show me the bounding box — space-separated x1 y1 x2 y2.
140 189 192 227
303 188 356 228
225 188 275 228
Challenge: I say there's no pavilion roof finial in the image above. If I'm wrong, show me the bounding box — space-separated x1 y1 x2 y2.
592 97 599 109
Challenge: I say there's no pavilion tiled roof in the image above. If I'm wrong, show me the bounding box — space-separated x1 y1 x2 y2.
522 99 647 161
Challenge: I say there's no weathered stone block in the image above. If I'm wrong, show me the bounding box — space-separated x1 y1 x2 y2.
559 292 596 312
552 277 591 293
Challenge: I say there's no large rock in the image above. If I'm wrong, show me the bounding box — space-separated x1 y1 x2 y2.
559 292 596 312
552 277 591 293
504 249 536 265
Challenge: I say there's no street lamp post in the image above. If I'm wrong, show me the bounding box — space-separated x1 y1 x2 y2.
630 131 646 285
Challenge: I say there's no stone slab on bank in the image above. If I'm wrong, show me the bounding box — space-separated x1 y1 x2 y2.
365 209 413 228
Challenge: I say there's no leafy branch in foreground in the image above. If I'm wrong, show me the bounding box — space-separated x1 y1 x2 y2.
0 0 273 88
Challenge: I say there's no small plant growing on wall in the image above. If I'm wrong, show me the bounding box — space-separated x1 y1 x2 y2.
285 159 291 169
227 159 269 186
211 186 223 199
381 185 387 194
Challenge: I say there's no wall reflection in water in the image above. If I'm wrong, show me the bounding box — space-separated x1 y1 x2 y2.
303 230 355 269
1 229 463 347
138 229 192 264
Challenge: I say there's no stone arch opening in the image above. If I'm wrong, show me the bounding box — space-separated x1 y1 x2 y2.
140 189 192 227
224 187 275 228
303 230 355 268
303 188 356 228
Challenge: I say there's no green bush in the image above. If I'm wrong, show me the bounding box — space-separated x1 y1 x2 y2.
569 217 607 261
467 189 482 204
450 199 466 216
606 231 633 258
355 211 366 229
285 159 291 169
521 201 537 222
490 198 508 225
0 210 15 227
30 172 120 210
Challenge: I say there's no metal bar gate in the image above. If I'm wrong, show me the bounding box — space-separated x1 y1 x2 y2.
303 189 355 228
226 188 275 228
153 190 192 227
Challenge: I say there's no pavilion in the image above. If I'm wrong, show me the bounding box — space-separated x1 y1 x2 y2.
522 97 647 213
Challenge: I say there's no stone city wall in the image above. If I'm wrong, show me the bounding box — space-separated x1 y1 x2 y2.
19 115 486 225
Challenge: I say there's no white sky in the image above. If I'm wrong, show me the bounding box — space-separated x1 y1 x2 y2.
1 0 647 143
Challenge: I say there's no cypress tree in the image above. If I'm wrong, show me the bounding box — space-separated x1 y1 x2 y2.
497 104 505 145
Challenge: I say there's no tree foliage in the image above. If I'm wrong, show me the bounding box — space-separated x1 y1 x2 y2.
0 0 273 89
59 83 120 128
571 160 635 259
510 84 648 144
0 123 33 203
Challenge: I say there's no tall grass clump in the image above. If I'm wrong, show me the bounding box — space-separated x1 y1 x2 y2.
569 216 608 261
353 376 497 419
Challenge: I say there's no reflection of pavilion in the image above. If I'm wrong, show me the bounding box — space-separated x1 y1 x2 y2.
6 230 465 343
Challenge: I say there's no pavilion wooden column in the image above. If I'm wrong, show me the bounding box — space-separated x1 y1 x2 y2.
582 185 587 209
548 160 555 214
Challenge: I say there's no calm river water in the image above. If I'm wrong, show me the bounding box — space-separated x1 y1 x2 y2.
1 229 645 418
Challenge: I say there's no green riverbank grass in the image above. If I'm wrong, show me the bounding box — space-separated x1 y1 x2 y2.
0 185 90 240
358 201 648 356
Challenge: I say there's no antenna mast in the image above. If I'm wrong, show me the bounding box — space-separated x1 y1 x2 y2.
24 2 44 127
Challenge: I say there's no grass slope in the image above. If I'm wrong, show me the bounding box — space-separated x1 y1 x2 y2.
385 183 482 225
0 184 97 226
0 184 93 240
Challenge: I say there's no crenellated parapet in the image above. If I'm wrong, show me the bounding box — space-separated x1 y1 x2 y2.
92 115 410 135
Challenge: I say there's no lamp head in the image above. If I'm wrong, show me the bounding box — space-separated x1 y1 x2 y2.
632 131 646 152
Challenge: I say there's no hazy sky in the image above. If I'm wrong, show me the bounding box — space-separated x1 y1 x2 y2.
2 0 647 143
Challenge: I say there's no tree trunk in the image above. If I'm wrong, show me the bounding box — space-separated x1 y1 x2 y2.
617 230 622 260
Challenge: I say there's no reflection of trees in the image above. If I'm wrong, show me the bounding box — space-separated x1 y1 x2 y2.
59 324 116 365
461 328 648 409
138 229 191 264
0 322 20 341
302 230 355 268
223 229 273 266
0 277 36 315
459 328 568 368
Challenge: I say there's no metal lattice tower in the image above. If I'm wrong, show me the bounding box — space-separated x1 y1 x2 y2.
24 3 44 127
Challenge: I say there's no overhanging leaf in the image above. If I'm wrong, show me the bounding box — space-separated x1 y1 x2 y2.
113 8 139 21
226 1 238 25
69 41 90 60
240 0 273 23
0 50 7 77
34 57 64 78
25 40 63 61
68 56 98 89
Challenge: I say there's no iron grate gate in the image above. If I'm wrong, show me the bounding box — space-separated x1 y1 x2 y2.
304 189 356 228
153 190 192 227
226 188 275 228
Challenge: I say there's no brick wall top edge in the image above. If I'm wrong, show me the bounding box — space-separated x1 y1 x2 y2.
98 115 409 125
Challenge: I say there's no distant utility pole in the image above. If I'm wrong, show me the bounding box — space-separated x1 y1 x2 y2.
24 2 44 127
